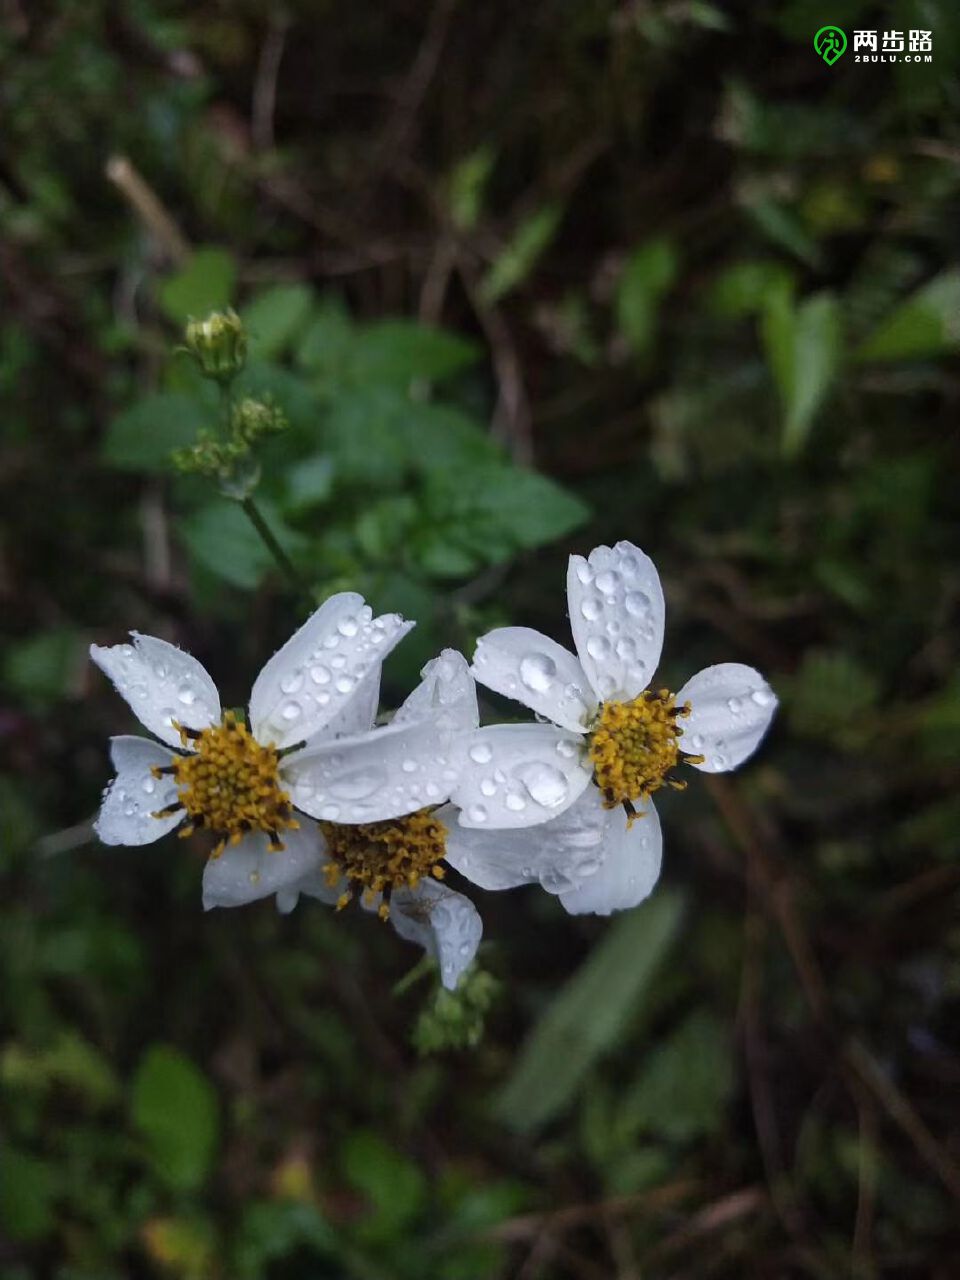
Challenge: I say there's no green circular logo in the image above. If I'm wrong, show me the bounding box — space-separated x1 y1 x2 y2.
814 26 847 65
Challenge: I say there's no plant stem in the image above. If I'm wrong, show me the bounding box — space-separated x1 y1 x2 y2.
240 496 305 594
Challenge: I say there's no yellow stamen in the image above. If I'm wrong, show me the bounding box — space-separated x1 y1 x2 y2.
319 810 448 920
588 688 702 817
154 712 298 855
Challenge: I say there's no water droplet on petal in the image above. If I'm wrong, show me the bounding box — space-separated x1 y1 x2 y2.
142 777 156 795
751 687 773 707
624 591 651 618
327 768 386 801
580 596 602 621
519 652 557 694
575 561 593 585
177 684 197 706
467 804 488 823
320 803 341 820
337 616 359 637
595 569 619 596
469 741 493 765
515 762 569 809
122 799 137 817
401 759 418 774
616 637 637 660
309 665 330 685
619 552 640 577
689 733 705 751
280 700 301 721
330 654 347 670
154 663 169 680
555 739 578 759
586 635 611 661
280 671 304 695
727 696 743 715
316 690 330 706
335 675 355 694
480 777 497 797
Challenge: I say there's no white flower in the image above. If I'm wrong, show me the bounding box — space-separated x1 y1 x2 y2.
202 649 483 989
447 540 777 915
90 593 474 889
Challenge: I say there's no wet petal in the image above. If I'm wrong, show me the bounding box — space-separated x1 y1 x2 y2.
676 663 777 773
559 801 662 916
471 627 595 732
248 592 413 750
441 787 609 894
389 879 482 990
450 723 592 830
566 541 665 703
90 634 220 748
94 735 182 846
393 649 479 736
282 716 465 824
201 822 327 909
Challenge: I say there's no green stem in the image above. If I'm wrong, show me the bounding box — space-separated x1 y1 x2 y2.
240 496 305 594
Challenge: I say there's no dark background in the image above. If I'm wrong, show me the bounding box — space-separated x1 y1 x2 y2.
1 1 959 1276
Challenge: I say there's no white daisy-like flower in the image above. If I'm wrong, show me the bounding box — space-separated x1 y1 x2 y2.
202 649 483 990
446 540 777 915
90 593 474 880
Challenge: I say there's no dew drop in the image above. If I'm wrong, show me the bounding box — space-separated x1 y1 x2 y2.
586 635 611 661
575 561 594 585
467 804 488 824
330 654 347 670
401 759 418 774
280 671 304 695
320 803 341 820
335 675 355 694
689 733 705 751
142 777 156 795
516 762 569 809
469 741 493 765
154 663 169 680
327 768 386 800
480 777 497 797
309 664 331 685
316 690 330 706
624 591 651 618
606 619 622 637
281 700 301 721
494 769 506 784
337 616 359 637
122 799 137 817
595 569 619 596
120 644 135 658
555 739 578 759
618 552 640 577
322 634 339 649
177 684 197 706
616 637 637 660
727 696 743 715
519 652 557 694
580 596 602 621
425 782 440 799
751 687 773 707
505 792 527 812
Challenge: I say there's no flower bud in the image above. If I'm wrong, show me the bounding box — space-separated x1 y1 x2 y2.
183 309 247 382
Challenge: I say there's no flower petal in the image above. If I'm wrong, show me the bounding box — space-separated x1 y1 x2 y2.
94 735 183 846
471 628 596 731
283 717 463 824
318 662 381 739
90 634 221 748
559 801 662 916
441 787 609 894
450 723 592 830
676 663 777 773
393 649 479 735
389 879 482 990
201 822 327 910
248 593 413 750
566 541 665 703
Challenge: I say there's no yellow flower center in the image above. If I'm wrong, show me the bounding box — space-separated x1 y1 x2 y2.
587 689 704 822
152 712 298 857
319 810 448 919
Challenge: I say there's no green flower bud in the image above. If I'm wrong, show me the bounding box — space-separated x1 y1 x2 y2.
183 309 247 382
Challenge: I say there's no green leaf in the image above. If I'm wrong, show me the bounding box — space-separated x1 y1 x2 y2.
131 1044 219 1191
103 392 210 471
2 627 84 707
761 288 841 457
0 1148 56 1241
448 145 497 231
241 283 314 360
282 453 334 514
341 1130 428 1239
616 237 679 356
350 320 480 384
158 247 237 324
707 260 797 319
495 891 684 1131
179 500 308 589
479 204 564 305
619 1011 734 1143
855 270 960 362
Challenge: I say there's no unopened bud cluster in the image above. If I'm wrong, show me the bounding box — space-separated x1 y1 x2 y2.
184 309 247 382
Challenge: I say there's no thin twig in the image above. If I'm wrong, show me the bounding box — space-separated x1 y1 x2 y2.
252 10 290 152
105 155 190 264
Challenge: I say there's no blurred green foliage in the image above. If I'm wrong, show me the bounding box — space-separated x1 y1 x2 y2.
2 0 960 1276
